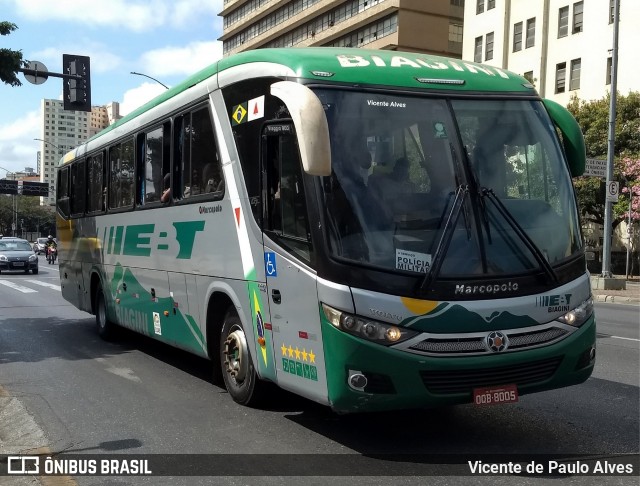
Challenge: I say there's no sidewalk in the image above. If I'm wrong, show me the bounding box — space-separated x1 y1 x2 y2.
0 386 46 485
592 278 640 305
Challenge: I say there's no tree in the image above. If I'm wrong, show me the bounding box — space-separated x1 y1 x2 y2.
567 92 640 229
0 21 25 87
567 92 640 157
619 156 640 223
0 195 56 237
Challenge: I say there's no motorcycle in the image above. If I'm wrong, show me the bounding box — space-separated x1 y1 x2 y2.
46 246 57 264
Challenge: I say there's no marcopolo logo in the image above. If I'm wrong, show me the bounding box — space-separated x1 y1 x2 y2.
486 331 509 353
455 282 519 295
199 204 222 214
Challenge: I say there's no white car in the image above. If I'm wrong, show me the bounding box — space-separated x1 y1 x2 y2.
34 237 48 254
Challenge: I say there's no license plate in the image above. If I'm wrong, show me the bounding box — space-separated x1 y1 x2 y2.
12 262 25 267
473 384 519 406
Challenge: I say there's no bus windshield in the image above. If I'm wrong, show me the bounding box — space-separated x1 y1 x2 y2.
315 89 582 279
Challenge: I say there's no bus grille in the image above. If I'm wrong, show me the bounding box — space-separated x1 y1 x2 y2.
408 326 569 355
419 357 562 394
508 328 568 349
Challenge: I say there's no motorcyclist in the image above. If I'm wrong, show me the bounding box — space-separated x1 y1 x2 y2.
45 235 56 248
45 235 57 260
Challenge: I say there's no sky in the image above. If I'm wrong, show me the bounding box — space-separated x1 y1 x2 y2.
0 0 224 176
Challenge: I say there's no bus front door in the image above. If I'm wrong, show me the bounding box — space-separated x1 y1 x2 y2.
264 247 329 406
260 121 329 405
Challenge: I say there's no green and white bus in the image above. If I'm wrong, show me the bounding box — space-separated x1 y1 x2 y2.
57 48 595 413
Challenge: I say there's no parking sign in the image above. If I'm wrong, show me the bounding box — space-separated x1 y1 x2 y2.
606 181 619 202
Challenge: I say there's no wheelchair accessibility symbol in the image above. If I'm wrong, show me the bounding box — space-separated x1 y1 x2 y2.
264 252 277 277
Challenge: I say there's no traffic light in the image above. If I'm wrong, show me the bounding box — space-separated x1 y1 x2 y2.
63 54 91 112
0 179 18 195
21 181 49 197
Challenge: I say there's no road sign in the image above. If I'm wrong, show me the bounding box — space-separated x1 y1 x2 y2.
606 181 619 202
23 61 49 85
584 158 607 178
21 181 49 196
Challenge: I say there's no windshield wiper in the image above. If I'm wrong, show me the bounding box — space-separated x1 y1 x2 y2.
459 144 493 274
417 184 468 293
450 144 472 241
482 188 559 283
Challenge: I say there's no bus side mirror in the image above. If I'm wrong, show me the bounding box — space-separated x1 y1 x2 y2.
542 98 586 177
270 81 331 176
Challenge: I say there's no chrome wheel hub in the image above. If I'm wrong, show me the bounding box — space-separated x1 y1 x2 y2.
223 329 248 383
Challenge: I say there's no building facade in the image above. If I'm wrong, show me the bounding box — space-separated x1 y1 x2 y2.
38 100 121 206
463 0 639 274
463 0 640 102
219 0 465 58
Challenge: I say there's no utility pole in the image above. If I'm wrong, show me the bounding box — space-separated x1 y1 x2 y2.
601 0 620 277
13 191 17 237
625 192 633 278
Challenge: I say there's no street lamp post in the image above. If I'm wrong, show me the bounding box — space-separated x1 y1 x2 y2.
601 0 620 277
130 71 169 89
34 138 62 151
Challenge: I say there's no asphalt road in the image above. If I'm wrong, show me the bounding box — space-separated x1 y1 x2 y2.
0 259 638 485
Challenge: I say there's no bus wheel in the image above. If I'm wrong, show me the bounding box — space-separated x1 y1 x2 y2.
95 283 117 340
220 308 266 406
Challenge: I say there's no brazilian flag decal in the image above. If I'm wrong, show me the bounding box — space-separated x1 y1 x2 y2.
231 102 248 125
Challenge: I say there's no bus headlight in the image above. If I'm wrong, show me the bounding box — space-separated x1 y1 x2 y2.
322 303 418 345
556 297 594 327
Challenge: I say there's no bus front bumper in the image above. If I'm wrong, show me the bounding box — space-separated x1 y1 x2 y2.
321 315 596 413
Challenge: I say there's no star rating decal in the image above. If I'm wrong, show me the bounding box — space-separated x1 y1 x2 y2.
280 342 318 381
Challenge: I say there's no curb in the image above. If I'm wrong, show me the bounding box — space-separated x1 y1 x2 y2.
593 294 640 304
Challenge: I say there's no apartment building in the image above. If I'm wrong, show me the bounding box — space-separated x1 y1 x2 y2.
219 0 466 58
37 100 121 206
1 168 38 181
463 0 640 102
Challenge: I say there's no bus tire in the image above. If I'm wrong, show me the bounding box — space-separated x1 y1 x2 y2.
95 283 118 341
220 308 267 406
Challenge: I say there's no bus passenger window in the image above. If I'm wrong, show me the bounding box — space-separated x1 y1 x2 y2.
203 163 223 193
86 153 104 213
138 125 169 205
262 123 311 262
179 106 220 200
161 173 171 203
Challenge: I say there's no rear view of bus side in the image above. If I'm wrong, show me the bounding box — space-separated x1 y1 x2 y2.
57 48 595 413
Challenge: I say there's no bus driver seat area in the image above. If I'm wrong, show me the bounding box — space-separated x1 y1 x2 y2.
472 125 508 197
326 141 385 260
